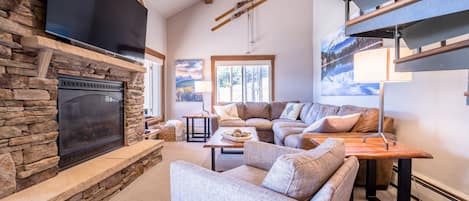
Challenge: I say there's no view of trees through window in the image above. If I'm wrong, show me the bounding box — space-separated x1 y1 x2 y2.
216 64 270 103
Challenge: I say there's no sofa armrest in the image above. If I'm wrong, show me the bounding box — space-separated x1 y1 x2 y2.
210 115 220 133
243 141 303 171
170 161 296 201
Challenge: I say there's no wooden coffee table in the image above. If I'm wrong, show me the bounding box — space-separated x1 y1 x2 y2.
203 127 258 171
311 137 433 201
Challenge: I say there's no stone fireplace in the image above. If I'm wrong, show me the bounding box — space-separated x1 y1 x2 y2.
0 0 161 200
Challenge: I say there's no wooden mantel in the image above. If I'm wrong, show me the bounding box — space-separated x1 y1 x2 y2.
21 36 146 78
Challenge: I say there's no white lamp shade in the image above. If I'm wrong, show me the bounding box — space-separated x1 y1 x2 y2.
194 81 212 93
354 48 413 83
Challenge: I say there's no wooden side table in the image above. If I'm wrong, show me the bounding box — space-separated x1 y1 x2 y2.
311 137 432 201
182 114 214 142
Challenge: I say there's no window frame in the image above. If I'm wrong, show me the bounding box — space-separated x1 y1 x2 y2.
144 47 166 121
211 55 275 108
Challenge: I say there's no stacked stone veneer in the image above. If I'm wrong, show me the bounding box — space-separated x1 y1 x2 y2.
0 0 146 198
65 148 162 201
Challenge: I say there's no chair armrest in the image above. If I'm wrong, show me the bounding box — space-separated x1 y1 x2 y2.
311 157 360 201
170 161 296 201
243 141 303 171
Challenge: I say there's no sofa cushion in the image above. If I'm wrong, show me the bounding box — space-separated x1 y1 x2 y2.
303 113 361 133
273 127 305 145
234 103 246 120
271 101 299 120
219 119 246 127
350 108 379 132
262 138 345 200
337 105 367 116
246 118 273 131
222 165 268 186
272 120 308 132
303 103 320 125
299 102 313 122
284 133 315 150
351 108 395 133
214 103 241 121
245 102 271 120
315 104 340 121
280 103 304 120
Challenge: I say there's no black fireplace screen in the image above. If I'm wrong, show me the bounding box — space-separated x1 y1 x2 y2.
58 76 124 169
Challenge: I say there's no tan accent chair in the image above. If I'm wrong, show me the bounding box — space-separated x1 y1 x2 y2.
170 140 359 201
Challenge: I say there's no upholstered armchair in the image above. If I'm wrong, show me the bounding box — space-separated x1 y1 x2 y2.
170 139 359 201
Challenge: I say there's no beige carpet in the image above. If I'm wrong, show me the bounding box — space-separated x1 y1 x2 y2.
111 141 398 201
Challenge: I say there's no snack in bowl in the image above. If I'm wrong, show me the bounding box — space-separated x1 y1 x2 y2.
222 129 252 142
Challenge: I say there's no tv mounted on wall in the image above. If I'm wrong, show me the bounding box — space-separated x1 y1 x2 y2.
45 0 148 61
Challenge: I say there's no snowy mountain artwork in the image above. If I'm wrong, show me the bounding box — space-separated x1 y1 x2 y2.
321 26 382 96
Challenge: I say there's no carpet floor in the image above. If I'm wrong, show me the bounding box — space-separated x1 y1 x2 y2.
111 141 398 201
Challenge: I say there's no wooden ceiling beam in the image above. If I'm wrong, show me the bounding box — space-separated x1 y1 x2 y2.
205 0 213 4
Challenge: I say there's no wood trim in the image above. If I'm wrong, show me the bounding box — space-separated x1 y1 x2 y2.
346 0 419 26
395 39 469 64
145 48 166 60
205 0 213 4
210 55 276 111
21 36 146 73
211 55 275 61
145 47 166 121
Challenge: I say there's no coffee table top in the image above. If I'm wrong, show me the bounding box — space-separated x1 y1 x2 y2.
203 127 258 148
182 113 217 119
311 137 433 160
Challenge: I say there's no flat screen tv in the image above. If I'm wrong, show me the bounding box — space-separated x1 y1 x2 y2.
46 0 148 61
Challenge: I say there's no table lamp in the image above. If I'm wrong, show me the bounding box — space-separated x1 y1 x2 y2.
194 81 212 115
354 48 413 150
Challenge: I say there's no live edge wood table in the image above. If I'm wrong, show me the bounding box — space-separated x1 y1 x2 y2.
311 137 433 201
203 127 258 171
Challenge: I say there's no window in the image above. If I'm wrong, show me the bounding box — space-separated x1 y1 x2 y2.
143 49 165 119
211 55 275 104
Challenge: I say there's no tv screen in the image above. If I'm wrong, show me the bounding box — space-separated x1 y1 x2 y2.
46 0 148 61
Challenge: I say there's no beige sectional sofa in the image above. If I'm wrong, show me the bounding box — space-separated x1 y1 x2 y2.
212 101 395 188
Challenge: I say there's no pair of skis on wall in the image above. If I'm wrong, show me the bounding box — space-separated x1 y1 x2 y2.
211 0 267 31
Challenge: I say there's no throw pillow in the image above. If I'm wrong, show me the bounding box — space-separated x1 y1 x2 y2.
213 104 241 121
244 102 271 120
261 138 345 200
303 113 361 133
280 103 304 120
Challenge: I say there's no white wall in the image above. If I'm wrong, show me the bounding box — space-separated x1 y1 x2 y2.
145 1 167 54
313 0 469 198
166 0 314 120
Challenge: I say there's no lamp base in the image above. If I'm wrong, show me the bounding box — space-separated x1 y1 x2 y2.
362 132 397 150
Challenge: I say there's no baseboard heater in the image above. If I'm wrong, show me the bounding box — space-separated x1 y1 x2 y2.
391 165 467 201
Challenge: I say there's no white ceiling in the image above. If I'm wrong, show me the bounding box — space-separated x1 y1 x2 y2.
146 0 201 18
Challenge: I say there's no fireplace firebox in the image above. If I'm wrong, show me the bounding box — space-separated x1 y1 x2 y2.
58 76 124 169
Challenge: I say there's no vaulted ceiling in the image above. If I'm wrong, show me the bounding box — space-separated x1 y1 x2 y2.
146 0 211 18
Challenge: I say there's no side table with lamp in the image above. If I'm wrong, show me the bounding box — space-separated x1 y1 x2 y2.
183 81 214 142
